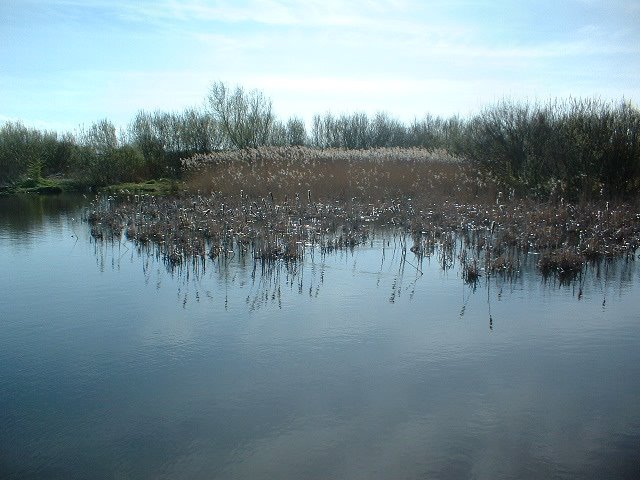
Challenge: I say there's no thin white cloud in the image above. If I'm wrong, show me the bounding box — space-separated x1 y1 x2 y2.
3 0 638 130
36 0 425 30
40 0 374 28
251 73 549 120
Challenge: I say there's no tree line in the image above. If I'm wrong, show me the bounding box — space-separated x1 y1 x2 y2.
1 81 639 199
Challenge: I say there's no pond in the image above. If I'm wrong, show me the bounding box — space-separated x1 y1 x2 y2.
1 194 639 479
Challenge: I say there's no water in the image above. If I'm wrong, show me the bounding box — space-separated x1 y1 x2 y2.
1 195 639 479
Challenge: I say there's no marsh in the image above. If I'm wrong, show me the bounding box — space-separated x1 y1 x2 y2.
1 194 639 479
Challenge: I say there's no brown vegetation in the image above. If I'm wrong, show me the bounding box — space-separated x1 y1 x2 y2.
87 147 640 283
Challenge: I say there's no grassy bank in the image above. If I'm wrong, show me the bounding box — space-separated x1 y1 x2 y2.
0 176 86 195
0 176 183 197
102 178 182 195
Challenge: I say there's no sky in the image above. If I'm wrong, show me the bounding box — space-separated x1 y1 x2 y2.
1 0 639 133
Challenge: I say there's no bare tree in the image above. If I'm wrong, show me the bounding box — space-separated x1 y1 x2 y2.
207 81 274 149
370 112 407 147
286 117 307 146
80 118 118 155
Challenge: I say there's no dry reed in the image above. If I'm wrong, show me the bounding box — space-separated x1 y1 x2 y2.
86 147 640 283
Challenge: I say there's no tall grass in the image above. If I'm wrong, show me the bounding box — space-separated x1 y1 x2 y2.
182 146 498 205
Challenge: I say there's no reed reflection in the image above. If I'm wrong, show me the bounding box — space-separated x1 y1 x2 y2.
88 210 639 317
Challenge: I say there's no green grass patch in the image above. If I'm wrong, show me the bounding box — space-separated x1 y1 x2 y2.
12 177 64 194
1 176 92 195
103 178 182 195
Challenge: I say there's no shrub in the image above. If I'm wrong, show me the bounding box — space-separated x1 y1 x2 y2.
0 121 76 184
462 98 640 200
72 144 145 186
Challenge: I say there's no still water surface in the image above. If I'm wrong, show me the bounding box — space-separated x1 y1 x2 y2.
1 195 639 479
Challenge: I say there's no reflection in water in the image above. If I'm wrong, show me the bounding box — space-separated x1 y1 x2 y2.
0 194 86 247
89 219 639 318
2 194 640 480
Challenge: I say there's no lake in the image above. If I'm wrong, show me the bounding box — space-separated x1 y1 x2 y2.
1 194 639 479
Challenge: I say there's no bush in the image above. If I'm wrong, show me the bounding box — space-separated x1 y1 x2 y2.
72 144 145 186
462 98 640 200
0 121 76 184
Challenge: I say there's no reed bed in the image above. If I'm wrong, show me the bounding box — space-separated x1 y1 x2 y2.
86 147 640 284
182 147 496 204
86 189 373 270
410 199 639 282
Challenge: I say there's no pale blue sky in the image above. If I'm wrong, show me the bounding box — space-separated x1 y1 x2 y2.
1 0 639 132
